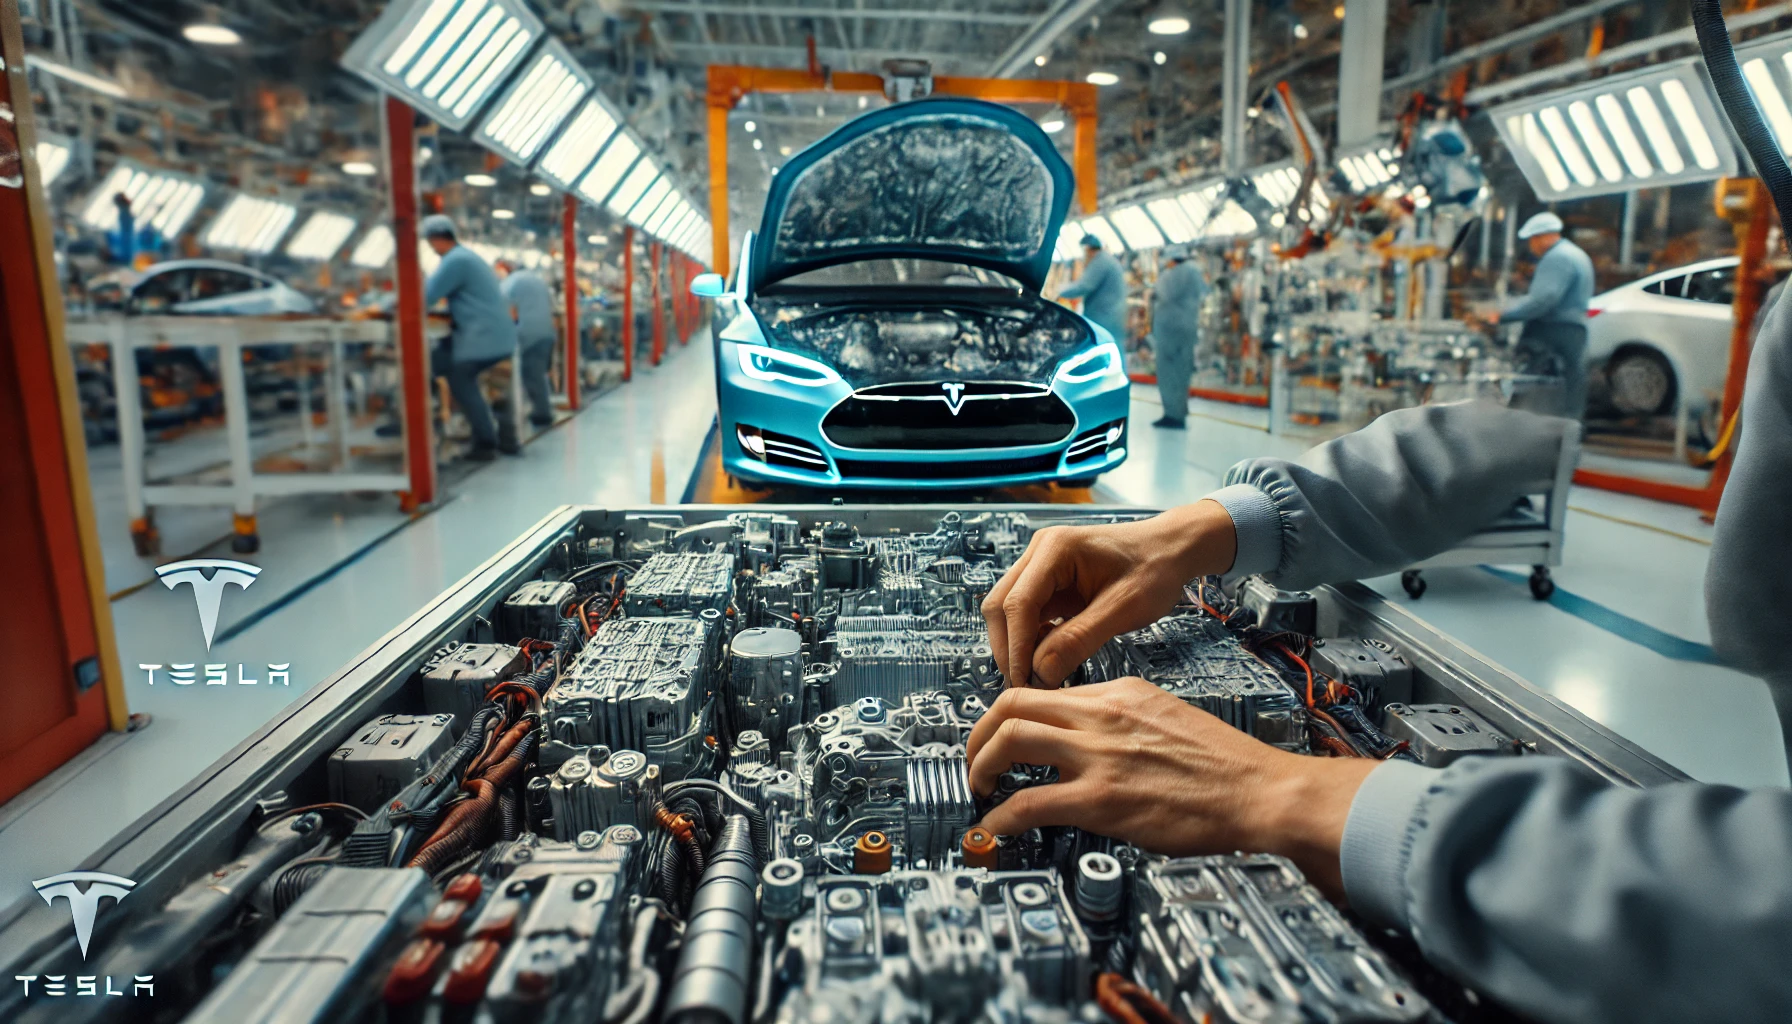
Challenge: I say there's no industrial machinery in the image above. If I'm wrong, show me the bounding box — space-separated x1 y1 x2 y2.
0 505 1684 1024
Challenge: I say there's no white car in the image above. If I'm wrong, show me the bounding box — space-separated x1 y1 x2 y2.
1585 256 1763 422
93 259 317 316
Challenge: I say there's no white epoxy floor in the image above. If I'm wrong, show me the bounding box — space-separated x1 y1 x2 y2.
4 351 1784 900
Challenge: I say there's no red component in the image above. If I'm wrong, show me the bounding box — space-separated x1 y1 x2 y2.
1586 307 1604 318
470 902 520 943
444 874 484 903
419 899 470 939
443 938 504 1005
514 969 554 999
382 938 445 1005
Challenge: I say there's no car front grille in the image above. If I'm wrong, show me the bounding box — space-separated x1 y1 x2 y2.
834 452 1062 481
761 429 829 472
1066 419 1126 463
822 381 1076 451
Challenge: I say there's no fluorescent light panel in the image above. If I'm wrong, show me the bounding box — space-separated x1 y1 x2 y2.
343 0 542 131
1108 206 1165 249
286 211 358 261
1144 198 1195 244
203 194 299 254
351 225 397 267
537 96 619 189
35 139 71 186
473 37 589 165
1079 215 1124 252
627 176 673 226
77 164 206 238
577 132 639 205
606 162 659 219
642 190 683 236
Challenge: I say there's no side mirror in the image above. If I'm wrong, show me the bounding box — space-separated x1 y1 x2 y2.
690 272 727 299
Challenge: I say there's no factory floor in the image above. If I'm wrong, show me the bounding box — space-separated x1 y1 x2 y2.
2 331 1784 902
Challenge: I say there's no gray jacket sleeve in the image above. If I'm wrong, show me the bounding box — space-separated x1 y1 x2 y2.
1499 246 1572 324
1058 257 1111 301
1205 400 1574 590
1341 757 1792 1024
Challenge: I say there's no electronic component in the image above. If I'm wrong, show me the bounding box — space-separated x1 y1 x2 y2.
1133 854 1430 1023
1310 636 1414 708
548 747 663 840
665 815 760 1024
1383 703 1517 766
729 627 804 742
1235 575 1318 636
623 551 734 615
187 867 434 1024
418 642 526 722
1110 615 1308 750
496 579 577 643
830 626 998 705
773 870 1091 1023
544 615 716 773
327 713 455 811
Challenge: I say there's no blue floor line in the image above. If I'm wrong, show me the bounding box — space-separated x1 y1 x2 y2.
212 495 458 647
1478 566 1721 664
681 418 718 504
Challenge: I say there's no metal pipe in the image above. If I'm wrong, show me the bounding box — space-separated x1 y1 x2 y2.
989 0 1110 79
1336 0 1389 149
664 815 760 1024
1222 0 1249 175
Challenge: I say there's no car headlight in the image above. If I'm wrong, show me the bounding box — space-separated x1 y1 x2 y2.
1054 341 1123 384
736 344 842 387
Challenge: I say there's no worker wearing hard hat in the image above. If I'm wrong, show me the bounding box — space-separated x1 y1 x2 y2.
1058 234 1129 350
1148 243 1210 430
423 214 520 460
1490 212 1596 418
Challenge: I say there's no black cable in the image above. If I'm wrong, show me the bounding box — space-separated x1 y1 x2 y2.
1693 0 1792 230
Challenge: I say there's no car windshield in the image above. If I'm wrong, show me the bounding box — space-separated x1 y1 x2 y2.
771 259 1022 290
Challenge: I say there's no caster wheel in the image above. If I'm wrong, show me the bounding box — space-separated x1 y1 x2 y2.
231 533 261 554
1401 570 1426 599
1529 568 1555 601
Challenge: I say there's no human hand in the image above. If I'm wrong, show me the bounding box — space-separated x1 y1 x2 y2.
981 500 1238 688
965 677 1379 896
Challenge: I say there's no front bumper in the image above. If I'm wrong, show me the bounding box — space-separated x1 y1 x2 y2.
717 341 1131 489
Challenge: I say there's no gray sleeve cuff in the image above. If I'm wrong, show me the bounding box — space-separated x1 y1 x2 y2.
1340 759 1437 932
1204 483 1283 577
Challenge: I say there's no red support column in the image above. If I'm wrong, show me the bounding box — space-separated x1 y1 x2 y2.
650 241 665 366
669 255 685 343
621 226 635 382
562 193 580 411
385 96 435 511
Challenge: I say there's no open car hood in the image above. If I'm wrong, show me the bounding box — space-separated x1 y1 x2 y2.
749 98 1074 295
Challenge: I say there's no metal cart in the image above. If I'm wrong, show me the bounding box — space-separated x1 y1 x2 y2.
1399 416 1582 601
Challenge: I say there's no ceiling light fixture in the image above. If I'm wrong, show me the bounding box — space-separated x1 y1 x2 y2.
1334 4 1345 19
351 225 397 267
465 172 497 186
1086 71 1119 86
536 96 620 190
744 120 757 132
1034 54 1049 67
183 23 242 46
1147 6 1190 35
286 211 358 261
587 234 606 244
1293 23 1309 39
779 144 793 156
753 138 763 151
1041 119 1065 134
492 208 515 219
530 182 552 196
1153 51 1166 65
342 160 377 176
23 54 127 98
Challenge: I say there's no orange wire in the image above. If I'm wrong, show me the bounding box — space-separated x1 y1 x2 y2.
1281 645 1316 708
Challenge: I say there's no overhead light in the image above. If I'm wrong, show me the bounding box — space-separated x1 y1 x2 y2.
182 23 241 46
857 96 868 109
492 208 515 219
342 160 377 176
530 182 553 196
1147 7 1190 35
1153 51 1166 65
744 120 756 132
587 234 606 244
642 191 683 235
1334 4 1345 18
1247 107 1261 118
1109 206 1166 249
605 162 659 218
576 132 640 205
419 146 434 163
537 95 620 190
627 176 673 225
472 37 590 165
753 139 763 151
34 138 71 186
78 163 205 238
1145 196 1197 243
1293 23 1309 40
350 225 397 267
465 172 497 186
286 211 358 261
340 0 544 131
1041 119 1065 134
778 144 793 156
816 105 825 117
202 194 299 254
1086 71 1119 86
1079 215 1125 252
1034 55 1048 67
24 54 127 99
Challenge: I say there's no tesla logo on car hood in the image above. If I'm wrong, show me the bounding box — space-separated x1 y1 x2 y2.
941 383 967 415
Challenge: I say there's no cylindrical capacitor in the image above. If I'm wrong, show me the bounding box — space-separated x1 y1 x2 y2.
853 831 892 874
1075 852 1123 920
761 858 805 921
729 628 803 742
961 826 998 869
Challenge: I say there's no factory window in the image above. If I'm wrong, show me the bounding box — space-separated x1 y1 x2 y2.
127 269 195 313
1642 275 1687 298
1682 267 1736 306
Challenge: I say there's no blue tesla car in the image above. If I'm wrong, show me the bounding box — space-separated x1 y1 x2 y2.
692 97 1129 490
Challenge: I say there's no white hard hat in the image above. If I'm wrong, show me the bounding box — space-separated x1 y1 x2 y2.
1517 212 1564 240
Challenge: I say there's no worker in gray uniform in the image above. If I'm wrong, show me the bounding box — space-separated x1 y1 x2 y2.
1148 243 1209 430
496 259 558 428
1058 234 1128 348
1492 212 1595 419
423 215 519 460
971 286 1792 1021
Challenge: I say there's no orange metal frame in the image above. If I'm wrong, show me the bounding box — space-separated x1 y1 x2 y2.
705 65 1100 277
1572 178 1771 516
0 0 129 805
386 96 436 511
